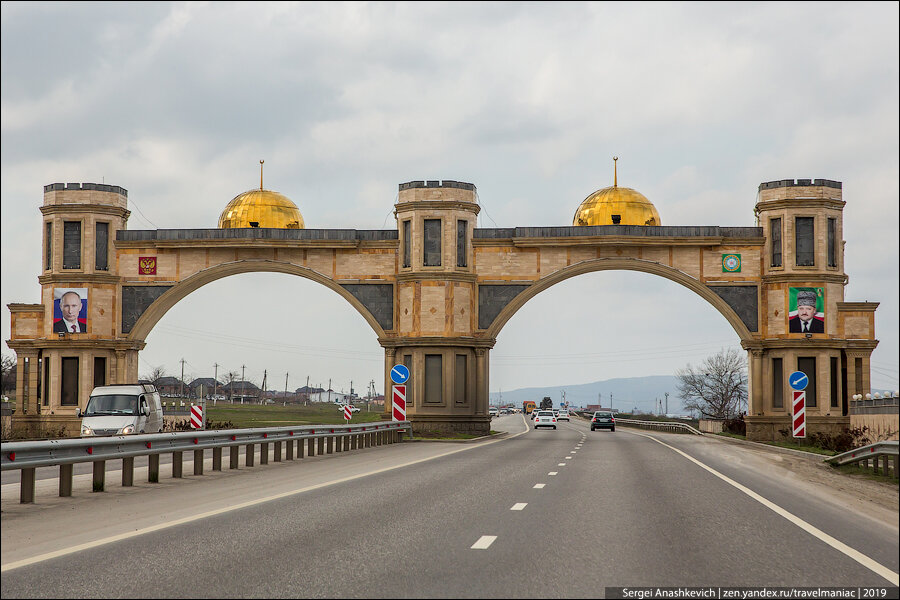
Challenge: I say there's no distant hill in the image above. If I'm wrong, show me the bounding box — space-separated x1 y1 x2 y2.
489 375 684 414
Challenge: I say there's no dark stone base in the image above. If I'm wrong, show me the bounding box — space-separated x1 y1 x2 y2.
6 414 80 440
407 415 491 437
745 415 850 442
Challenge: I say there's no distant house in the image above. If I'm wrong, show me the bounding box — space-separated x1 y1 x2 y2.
189 378 222 399
221 380 260 402
307 390 357 404
154 376 186 397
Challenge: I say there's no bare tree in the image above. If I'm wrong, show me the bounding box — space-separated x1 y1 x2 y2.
141 365 167 386
676 348 747 419
1 352 16 396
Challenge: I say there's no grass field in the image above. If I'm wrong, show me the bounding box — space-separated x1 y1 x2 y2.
205 402 386 429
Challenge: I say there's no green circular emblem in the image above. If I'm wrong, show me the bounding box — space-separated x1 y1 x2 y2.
723 254 741 272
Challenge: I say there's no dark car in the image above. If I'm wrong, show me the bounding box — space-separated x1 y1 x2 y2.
590 411 615 432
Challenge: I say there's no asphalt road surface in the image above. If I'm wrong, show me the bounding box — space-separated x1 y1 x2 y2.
2 415 898 598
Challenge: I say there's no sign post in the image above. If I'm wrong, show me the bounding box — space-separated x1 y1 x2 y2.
788 371 808 438
390 364 409 422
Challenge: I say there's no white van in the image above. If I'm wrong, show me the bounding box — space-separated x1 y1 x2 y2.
78 384 163 437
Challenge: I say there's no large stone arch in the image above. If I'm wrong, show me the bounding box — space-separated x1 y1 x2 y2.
483 257 754 342
126 259 388 342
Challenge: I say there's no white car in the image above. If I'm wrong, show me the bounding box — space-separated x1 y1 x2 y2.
533 410 557 429
557 409 570 421
489 407 499 417
338 404 361 413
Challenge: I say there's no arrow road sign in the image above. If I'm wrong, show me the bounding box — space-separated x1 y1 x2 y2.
788 371 809 391
390 364 410 385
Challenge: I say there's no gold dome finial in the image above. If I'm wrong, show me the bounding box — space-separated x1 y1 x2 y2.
572 156 661 227
613 156 618 188
260 159 264 190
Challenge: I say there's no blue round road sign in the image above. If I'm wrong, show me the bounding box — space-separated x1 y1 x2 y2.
788 371 808 391
390 364 410 385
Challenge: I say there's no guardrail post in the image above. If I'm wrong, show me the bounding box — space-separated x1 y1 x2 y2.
297 438 305 458
326 436 333 454
285 439 293 460
343 436 350 451
21 467 36 503
149 454 160 482
172 451 183 478
60 463 74 497
893 454 899 479
92 461 106 492
351 434 358 450
274 441 282 462
122 457 134 487
246 444 255 467
213 447 223 471
230 445 239 469
260 442 269 465
308 437 315 457
335 435 343 453
194 449 204 475
318 436 325 455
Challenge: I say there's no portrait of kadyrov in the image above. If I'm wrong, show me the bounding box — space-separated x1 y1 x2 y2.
788 288 824 334
53 288 88 334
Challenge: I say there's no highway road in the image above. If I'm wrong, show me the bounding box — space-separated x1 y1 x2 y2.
2 414 898 598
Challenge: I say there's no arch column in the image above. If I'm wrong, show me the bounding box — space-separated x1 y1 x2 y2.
747 348 765 416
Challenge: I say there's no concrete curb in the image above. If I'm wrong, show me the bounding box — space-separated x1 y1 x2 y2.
699 431 829 461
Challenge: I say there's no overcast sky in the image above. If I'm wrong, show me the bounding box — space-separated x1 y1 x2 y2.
2 2 897 405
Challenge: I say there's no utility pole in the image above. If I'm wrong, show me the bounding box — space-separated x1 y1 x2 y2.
665 392 669 415
327 378 332 404
241 364 246 405
285 372 289 404
305 375 310 405
180 358 185 398
610 393 613 411
261 369 267 405
213 363 219 405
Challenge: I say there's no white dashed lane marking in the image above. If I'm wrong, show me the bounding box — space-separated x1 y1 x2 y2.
558 462 567 466
471 536 497 549
533 483 546 489
511 503 527 511
548 471 558 475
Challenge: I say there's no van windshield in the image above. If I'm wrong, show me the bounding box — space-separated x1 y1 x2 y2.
84 394 139 416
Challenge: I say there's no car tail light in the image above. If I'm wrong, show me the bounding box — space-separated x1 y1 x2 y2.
552 418 556 422
592 418 597 422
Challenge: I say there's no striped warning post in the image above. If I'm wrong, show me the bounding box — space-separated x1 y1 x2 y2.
190 404 203 430
792 390 806 438
344 405 352 421
392 385 406 422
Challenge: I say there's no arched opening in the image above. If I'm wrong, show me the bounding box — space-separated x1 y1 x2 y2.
488 260 748 415
132 267 384 406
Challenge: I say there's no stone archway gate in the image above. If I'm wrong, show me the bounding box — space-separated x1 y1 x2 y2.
7 178 879 440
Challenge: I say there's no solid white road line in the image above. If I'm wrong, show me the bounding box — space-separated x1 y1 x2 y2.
511 503 527 511
627 429 900 586
471 535 497 549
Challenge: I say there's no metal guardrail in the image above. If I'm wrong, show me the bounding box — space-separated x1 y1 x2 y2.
613 418 704 435
825 441 899 478
1 421 412 503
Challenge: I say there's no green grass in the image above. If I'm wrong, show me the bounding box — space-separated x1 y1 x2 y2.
205 402 386 429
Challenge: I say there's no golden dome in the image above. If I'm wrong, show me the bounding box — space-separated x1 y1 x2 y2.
217 161 304 229
573 158 661 227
